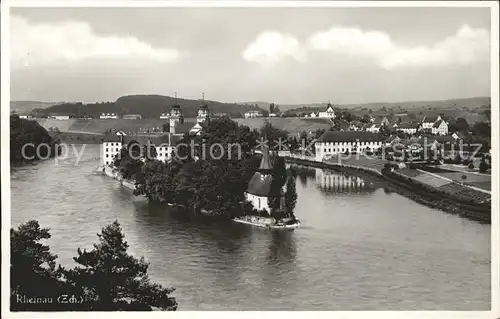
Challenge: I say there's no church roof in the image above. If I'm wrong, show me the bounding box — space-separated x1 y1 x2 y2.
246 172 274 196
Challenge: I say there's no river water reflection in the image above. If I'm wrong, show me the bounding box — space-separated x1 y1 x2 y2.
10 144 490 310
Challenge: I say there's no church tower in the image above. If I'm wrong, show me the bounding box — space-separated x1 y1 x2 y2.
244 144 279 212
169 92 184 134
197 92 210 124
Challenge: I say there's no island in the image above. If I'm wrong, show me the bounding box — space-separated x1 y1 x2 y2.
97 101 300 229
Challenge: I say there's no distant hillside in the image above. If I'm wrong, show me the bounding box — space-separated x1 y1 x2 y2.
28 95 265 119
10 101 58 115
280 97 491 113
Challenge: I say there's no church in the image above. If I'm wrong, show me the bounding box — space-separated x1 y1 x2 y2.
244 145 284 212
101 94 210 166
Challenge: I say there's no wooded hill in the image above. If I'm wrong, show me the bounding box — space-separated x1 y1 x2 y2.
26 95 266 119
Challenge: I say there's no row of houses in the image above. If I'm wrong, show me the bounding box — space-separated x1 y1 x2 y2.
314 130 468 162
100 113 143 119
351 115 449 135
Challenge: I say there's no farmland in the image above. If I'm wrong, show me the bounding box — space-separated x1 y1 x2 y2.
234 117 332 134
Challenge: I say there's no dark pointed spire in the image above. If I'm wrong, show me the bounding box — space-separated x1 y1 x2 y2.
173 92 180 109
201 92 207 109
259 142 273 171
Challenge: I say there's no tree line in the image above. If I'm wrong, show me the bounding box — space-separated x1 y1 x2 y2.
10 114 61 164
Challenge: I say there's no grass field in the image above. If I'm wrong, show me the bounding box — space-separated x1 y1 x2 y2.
37 118 171 134
234 117 332 134
34 117 332 135
412 173 452 187
433 172 491 191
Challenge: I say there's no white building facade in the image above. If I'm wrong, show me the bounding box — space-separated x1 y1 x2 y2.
315 131 384 161
421 115 442 129
100 113 118 119
244 110 263 118
49 115 70 120
431 120 448 135
318 104 336 119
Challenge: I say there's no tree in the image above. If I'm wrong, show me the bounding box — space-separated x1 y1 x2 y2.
10 221 67 311
113 144 143 180
10 115 61 163
362 114 371 123
284 176 298 217
11 220 178 311
450 117 469 133
472 121 491 137
268 155 287 213
260 122 288 150
274 104 280 114
269 103 275 114
65 221 178 311
479 156 489 173
142 143 158 161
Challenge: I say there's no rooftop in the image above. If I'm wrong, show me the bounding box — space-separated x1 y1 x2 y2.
432 120 444 128
317 131 383 143
246 172 274 196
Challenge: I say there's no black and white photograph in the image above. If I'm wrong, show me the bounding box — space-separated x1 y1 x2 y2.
1 1 499 316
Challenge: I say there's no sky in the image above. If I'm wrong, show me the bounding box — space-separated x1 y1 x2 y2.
9 6 492 104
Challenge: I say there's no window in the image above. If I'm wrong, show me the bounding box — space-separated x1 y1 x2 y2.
106 148 108 152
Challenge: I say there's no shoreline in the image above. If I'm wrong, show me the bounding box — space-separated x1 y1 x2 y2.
96 165 301 228
284 156 491 224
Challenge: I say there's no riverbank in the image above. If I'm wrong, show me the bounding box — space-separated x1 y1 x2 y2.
97 165 137 191
284 155 491 224
97 164 301 228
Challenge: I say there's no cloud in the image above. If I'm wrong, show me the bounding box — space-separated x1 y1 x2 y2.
10 16 180 68
242 31 305 64
244 25 489 69
308 24 490 69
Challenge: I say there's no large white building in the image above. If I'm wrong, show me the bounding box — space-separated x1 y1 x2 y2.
101 136 174 166
244 110 263 118
315 131 384 161
100 113 118 119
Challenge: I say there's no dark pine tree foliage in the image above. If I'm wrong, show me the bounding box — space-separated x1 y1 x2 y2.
10 220 177 311
65 221 177 311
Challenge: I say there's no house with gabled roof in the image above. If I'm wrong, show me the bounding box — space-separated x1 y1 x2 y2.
431 119 448 135
318 103 336 119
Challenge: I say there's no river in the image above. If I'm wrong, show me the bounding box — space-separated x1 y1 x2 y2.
10 144 490 310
